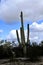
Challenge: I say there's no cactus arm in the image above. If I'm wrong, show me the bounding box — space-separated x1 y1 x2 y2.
27 24 29 44
16 30 21 45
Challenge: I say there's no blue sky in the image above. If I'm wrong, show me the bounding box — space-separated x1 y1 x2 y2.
0 0 43 43
0 20 20 39
0 19 32 39
0 19 43 43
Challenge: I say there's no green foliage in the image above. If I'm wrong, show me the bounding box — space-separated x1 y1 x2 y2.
0 40 15 59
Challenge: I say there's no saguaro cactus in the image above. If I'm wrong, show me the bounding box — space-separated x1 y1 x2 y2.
16 11 30 57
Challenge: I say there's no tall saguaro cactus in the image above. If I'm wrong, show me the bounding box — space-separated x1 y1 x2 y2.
16 11 30 57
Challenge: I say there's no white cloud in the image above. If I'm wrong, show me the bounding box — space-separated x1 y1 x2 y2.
6 29 27 42
0 0 43 22
0 29 3 42
0 38 3 41
0 30 3 33
6 30 16 40
6 30 20 41
30 22 43 32
30 22 43 43
6 22 43 43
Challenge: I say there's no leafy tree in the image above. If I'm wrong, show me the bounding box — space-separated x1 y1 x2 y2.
0 40 4 45
32 42 38 47
40 41 43 47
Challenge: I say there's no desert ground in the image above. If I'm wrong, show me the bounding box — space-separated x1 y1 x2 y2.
0 57 43 65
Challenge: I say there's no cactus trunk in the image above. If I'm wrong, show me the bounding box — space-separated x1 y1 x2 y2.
20 27 25 46
20 27 23 45
20 12 26 57
20 12 25 44
20 27 26 57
